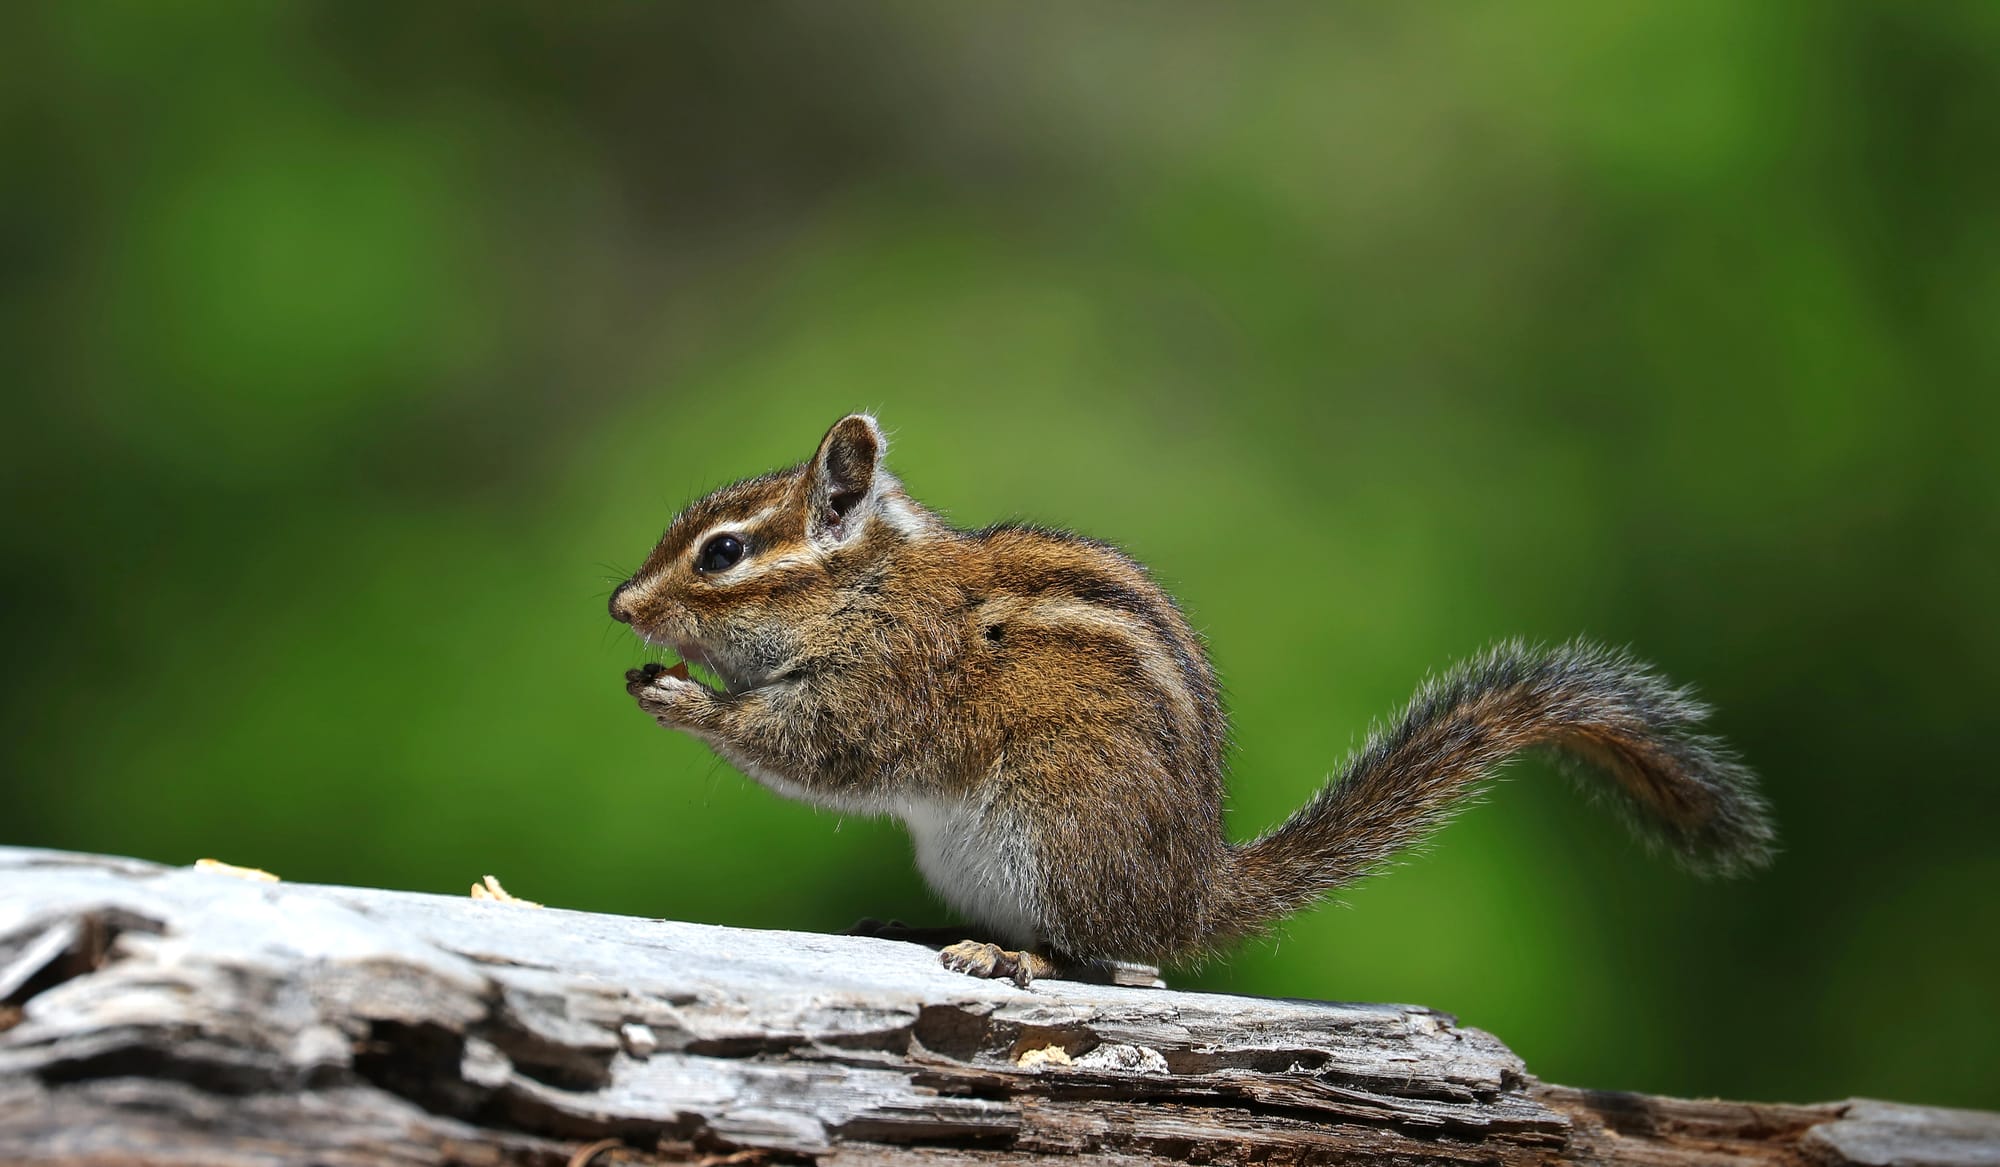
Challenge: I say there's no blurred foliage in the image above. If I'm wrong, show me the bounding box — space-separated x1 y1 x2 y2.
3 1 1997 1109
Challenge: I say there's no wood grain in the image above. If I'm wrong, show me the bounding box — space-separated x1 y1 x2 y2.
1 848 1992 1165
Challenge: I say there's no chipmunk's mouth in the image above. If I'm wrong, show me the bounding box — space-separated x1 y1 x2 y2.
626 615 782 697
652 642 727 693
641 634 750 696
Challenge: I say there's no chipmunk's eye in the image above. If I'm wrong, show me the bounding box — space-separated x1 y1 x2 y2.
696 534 745 574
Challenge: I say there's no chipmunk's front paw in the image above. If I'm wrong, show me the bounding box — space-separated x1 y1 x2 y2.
940 940 1060 989
624 662 711 726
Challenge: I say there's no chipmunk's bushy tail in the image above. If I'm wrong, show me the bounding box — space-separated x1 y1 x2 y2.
1219 640 1774 941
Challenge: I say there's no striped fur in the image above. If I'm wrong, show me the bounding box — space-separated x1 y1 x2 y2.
613 415 1774 967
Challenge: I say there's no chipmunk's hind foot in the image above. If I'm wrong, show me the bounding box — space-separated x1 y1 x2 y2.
940 940 1062 988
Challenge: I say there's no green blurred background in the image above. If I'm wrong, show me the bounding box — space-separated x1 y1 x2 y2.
4 2 1996 1109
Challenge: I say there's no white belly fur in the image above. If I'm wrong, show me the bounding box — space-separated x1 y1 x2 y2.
897 797 1044 949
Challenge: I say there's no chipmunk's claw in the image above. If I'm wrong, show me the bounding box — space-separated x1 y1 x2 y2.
626 662 723 731
940 940 1059 988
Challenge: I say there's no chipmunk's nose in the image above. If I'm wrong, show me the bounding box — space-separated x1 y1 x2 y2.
608 581 635 624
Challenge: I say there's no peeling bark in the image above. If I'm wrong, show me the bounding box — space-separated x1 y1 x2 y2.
0 848 1992 1166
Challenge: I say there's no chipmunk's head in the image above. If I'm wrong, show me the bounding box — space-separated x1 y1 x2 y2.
609 413 933 692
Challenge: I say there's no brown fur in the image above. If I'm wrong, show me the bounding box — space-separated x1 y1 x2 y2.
612 416 1774 971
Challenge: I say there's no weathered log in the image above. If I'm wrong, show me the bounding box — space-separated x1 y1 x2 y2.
0 847 1992 1166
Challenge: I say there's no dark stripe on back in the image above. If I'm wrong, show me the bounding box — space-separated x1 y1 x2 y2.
976 524 1223 762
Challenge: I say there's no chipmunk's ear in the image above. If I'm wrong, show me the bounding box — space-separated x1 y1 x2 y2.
805 413 886 546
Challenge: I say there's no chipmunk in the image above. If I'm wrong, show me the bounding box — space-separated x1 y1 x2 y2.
610 415 1773 986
